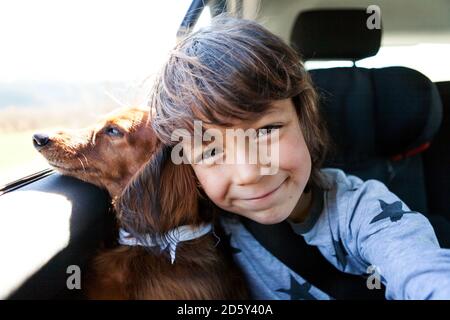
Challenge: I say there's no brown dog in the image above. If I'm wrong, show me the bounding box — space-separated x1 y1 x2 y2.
33 107 248 299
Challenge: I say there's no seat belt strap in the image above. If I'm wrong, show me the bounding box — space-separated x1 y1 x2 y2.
240 217 386 300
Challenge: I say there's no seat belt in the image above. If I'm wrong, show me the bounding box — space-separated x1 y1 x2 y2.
240 217 386 300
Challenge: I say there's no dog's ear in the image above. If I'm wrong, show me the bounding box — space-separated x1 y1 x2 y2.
116 144 201 236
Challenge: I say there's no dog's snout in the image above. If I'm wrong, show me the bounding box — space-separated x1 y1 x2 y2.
33 133 50 149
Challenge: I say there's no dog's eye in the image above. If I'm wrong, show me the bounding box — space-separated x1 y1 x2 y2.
105 126 123 137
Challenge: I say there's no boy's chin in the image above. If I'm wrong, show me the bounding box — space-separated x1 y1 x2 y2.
246 210 289 225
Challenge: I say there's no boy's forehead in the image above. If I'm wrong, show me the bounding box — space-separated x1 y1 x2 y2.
196 100 288 131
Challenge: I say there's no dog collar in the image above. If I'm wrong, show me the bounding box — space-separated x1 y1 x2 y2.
118 223 213 264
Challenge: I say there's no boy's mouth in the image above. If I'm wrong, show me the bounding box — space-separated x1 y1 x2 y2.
244 177 287 201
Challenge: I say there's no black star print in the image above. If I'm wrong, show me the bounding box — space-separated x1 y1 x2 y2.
333 238 348 269
370 200 417 224
223 233 242 254
276 275 317 300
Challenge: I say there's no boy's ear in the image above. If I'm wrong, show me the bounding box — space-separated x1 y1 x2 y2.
116 144 200 236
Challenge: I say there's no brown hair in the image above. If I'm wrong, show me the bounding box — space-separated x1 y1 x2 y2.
150 15 330 190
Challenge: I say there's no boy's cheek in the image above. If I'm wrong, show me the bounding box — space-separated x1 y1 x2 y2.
192 165 229 206
278 135 311 172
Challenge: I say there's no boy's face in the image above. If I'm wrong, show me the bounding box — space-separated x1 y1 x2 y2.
187 98 312 225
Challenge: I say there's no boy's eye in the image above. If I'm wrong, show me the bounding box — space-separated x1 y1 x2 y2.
200 146 224 165
203 147 219 160
257 124 282 138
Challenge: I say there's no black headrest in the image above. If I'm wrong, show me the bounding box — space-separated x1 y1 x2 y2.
310 67 442 160
291 9 382 61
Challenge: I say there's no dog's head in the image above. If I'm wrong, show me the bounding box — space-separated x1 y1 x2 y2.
33 107 157 198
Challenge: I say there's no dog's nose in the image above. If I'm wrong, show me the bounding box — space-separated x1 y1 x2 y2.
32 133 50 149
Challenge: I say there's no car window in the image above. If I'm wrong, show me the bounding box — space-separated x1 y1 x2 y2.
193 4 213 32
0 0 192 186
306 44 450 82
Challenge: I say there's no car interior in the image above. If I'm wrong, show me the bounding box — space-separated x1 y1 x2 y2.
1 0 449 299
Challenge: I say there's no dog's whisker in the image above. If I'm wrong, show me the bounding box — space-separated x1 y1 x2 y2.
80 152 89 166
76 156 87 175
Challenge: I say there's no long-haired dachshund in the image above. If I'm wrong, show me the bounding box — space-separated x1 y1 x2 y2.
33 107 248 299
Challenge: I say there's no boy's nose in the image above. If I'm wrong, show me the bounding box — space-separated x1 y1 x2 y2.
233 163 263 186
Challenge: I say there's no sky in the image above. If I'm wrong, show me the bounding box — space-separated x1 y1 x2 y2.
0 0 201 83
0 0 448 83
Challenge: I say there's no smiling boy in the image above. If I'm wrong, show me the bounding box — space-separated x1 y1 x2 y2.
148 16 450 299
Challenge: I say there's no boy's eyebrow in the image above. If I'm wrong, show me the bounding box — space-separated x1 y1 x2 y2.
256 104 286 119
252 106 286 124
191 103 283 137
192 126 221 149
262 106 280 115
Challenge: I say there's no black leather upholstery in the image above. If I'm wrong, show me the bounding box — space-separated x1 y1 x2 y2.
291 9 381 61
423 81 450 219
310 67 443 214
0 172 112 299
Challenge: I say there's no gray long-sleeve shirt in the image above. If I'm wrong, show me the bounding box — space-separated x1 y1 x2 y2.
219 168 450 300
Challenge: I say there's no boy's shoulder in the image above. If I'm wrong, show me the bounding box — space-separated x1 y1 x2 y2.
320 167 396 209
318 168 432 248
321 167 378 192
318 167 417 235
